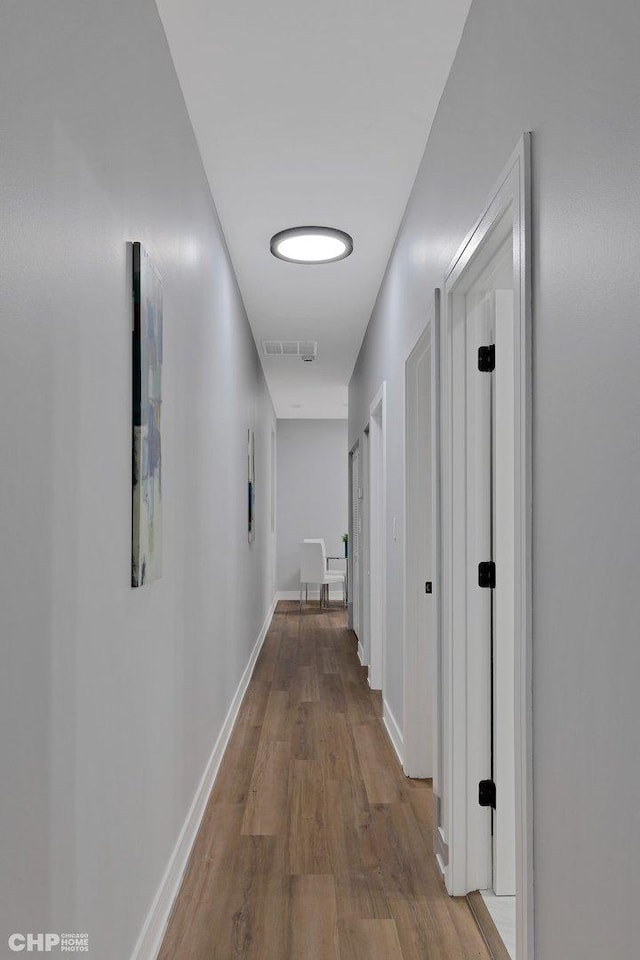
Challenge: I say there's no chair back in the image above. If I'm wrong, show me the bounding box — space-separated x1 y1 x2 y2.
303 537 327 560
299 540 325 584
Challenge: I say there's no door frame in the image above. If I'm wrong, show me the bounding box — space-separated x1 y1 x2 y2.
361 426 371 667
348 440 360 637
440 135 533 959
368 382 387 692
403 320 440 778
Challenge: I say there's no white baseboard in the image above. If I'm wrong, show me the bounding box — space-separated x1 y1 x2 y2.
276 590 300 601
383 698 404 767
130 594 278 960
357 641 365 665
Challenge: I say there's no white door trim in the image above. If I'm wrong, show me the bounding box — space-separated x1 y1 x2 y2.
440 135 533 960
368 382 387 692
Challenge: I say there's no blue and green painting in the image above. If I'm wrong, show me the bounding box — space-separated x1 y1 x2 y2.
132 242 162 587
248 428 255 542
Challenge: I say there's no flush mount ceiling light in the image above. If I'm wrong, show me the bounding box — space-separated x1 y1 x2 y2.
270 226 353 264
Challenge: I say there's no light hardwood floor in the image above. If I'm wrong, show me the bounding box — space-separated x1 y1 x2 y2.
158 601 491 960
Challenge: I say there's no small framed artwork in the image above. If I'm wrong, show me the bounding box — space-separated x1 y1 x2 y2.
247 428 255 542
132 242 163 587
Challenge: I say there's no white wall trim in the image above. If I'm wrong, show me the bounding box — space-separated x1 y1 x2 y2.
382 698 404 767
130 595 278 960
357 641 365 666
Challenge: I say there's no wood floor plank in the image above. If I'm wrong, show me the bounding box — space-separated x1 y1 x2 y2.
338 917 404 960
157 805 245 960
237 678 271 727
352 721 406 804
325 780 390 920
260 688 293 741
158 604 491 960
252 629 281 683
318 671 347 712
286 759 332 874
209 722 262 805
319 642 342 675
290 874 339 960
241 740 290 836
389 897 451 960
290 664 320 703
318 711 360 783
371 801 441 900
291 701 322 761
343 679 379 723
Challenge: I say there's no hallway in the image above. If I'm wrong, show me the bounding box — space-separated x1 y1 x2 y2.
158 603 490 959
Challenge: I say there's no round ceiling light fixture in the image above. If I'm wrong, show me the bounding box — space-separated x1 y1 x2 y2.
270 226 353 264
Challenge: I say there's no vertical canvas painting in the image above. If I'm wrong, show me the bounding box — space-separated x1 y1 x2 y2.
132 242 163 587
248 428 255 542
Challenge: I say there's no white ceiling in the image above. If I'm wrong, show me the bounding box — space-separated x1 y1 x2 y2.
156 0 472 418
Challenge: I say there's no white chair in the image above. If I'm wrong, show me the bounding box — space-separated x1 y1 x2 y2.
303 538 346 585
299 540 346 610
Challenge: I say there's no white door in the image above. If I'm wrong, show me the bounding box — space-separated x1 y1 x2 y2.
351 444 361 638
404 327 435 778
468 277 516 898
361 428 370 663
368 384 386 691
467 261 517 899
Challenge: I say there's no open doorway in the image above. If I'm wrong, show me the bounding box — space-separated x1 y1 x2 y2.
439 137 532 960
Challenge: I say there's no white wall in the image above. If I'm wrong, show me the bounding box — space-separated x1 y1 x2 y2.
276 420 348 595
0 3 276 958
349 1 640 957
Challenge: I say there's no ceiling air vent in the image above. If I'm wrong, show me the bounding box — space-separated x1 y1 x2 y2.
262 340 318 358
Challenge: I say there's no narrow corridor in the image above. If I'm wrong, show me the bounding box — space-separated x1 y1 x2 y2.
159 602 490 959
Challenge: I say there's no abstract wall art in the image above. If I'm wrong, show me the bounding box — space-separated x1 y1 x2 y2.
132 242 163 587
248 428 255 542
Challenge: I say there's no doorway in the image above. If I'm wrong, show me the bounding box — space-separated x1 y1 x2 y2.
361 426 370 668
368 383 386 692
466 246 517 960
404 324 438 778
439 136 532 960
349 441 361 639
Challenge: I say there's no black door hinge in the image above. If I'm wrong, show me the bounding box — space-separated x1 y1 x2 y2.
425 581 433 594
478 561 496 589
479 779 496 808
478 344 495 372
